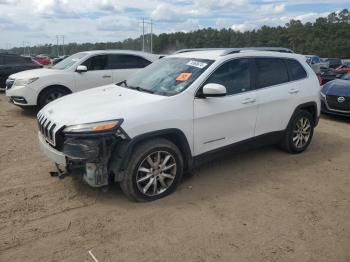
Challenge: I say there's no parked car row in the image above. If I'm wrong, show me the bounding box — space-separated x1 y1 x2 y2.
305 55 350 85
0 52 42 90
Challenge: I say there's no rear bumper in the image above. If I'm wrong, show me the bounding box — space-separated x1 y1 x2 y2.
38 132 67 166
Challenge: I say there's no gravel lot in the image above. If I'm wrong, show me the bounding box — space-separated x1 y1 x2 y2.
0 93 349 262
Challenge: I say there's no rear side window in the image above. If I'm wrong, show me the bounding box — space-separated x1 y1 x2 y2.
107 54 151 69
82 55 108 71
255 58 289 89
285 59 307 81
205 58 252 95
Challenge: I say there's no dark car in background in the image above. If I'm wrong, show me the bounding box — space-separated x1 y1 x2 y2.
326 58 343 69
52 55 69 65
321 72 350 117
0 53 42 90
336 62 350 73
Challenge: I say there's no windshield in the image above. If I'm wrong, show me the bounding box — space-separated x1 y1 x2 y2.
124 57 214 96
52 52 88 70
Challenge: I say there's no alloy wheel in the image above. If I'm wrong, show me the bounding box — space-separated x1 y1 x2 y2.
136 151 177 196
292 117 311 149
45 92 64 104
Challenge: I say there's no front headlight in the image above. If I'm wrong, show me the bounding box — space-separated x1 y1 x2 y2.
63 120 123 134
14 77 39 86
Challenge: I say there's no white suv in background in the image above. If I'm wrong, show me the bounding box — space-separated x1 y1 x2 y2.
6 50 159 108
37 48 320 202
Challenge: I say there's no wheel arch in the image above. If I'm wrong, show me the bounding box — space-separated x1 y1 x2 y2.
289 102 319 127
37 84 72 105
110 128 193 180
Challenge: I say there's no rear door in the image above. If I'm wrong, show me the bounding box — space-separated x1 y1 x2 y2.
254 57 303 136
193 58 258 155
75 54 113 91
107 54 152 83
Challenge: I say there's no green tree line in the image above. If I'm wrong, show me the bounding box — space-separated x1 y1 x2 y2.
4 9 350 58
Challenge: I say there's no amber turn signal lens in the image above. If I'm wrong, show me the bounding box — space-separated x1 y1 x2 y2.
93 123 117 131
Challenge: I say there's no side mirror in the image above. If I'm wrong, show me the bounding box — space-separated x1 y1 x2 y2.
201 83 227 97
76 65 87 73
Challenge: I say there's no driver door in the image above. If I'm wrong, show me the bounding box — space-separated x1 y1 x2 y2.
74 55 113 91
193 58 258 155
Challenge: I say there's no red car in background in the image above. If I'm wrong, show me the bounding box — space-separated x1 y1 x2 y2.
33 55 51 66
336 63 350 73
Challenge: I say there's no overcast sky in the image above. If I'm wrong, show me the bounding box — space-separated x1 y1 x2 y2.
0 0 349 48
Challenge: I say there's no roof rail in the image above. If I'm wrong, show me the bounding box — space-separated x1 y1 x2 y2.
174 47 294 56
221 47 294 56
174 48 226 54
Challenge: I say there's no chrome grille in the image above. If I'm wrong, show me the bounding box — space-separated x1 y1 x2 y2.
37 112 58 146
326 95 350 112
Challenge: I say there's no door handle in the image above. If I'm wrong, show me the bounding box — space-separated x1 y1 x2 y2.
289 88 299 94
102 75 112 78
241 98 256 104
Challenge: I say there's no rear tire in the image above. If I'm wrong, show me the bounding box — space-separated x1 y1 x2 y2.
38 87 70 109
281 110 314 154
119 138 184 202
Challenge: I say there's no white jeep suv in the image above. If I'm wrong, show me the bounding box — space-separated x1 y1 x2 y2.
6 50 158 108
37 48 320 202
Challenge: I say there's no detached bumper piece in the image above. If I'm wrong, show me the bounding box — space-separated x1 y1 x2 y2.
62 136 117 187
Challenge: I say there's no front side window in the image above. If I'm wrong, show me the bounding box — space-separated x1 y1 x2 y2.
285 59 307 81
82 55 108 71
204 58 252 95
256 58 289 89
125 57 213 96
108 54 151 69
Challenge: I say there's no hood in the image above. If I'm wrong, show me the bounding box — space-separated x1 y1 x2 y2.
39 85 166 128
322 79 350 96
9 68 66 79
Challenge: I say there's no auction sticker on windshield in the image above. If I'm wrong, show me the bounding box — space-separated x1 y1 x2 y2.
176 72 192 81
186 60 208 69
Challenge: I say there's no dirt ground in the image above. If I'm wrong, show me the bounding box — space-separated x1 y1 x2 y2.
0 93 349 262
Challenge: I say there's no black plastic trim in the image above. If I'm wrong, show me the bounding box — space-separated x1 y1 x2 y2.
114 128 193 173
290 101 319 127
193 131 285 167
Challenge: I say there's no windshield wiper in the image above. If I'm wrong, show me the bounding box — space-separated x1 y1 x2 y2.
116 80 154 94
116 80 127 86
128 86 155 94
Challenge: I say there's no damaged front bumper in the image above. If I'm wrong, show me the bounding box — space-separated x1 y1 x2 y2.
38 131 125 187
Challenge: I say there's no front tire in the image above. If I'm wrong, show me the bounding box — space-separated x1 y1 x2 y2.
281 110 314 154
120 138 184 202
38 87 70 109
